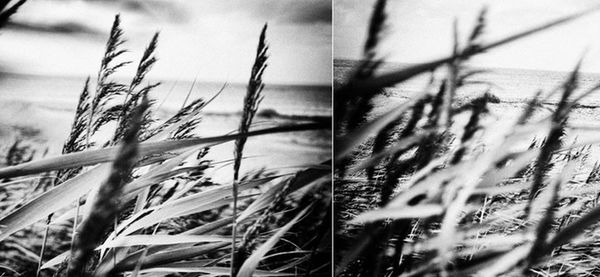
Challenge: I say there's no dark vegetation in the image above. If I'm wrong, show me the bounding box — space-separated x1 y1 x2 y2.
335 1 600 276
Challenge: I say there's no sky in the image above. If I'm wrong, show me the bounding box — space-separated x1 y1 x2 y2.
0 0 332 85
335 0 600 73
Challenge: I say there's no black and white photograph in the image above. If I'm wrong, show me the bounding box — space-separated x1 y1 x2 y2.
334 0 600 276
0 0 331 276
8 0 600 276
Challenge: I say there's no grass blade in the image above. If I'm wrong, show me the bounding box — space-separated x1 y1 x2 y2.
237 206 310 277
0 122 327 179
349 205 444 224
99 235 230 249
0 164 112 242
335 97 426 161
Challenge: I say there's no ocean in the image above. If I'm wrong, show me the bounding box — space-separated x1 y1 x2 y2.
335 59 600 106
0 73 332 182
335 59 600 172
0 73 331 118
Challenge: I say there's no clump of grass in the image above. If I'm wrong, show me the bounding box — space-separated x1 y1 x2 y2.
337 0 387 181
5 138 35 168
58 78 92 183
450 93 489 164
231 23 268 276
67 95 146 277
111 32 160 144
335 3 600 277
524 60 580 217
233 23 268 182
87 15 130 144
0 12 330 277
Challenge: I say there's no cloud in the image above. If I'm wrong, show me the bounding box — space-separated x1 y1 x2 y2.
0 0 332 85
177 1 330 26
273 1 332 25
7 21 102 36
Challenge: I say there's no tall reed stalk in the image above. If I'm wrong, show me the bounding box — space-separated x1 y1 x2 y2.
67 96 147 277
231 23 268 276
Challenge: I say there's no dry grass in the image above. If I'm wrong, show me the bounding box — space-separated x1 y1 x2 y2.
0 11 331 277
335 2 600 277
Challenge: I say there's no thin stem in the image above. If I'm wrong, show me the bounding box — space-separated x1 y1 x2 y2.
36 215 51 277
69 200 82 257
231 180 239 276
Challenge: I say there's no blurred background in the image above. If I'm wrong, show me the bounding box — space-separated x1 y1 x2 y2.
335 0 600 73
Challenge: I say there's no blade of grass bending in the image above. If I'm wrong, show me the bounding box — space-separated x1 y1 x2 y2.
95 217 234 274
121 147 200 195
99 235 230 249
337 5 600 98
438 19 459 128
0 163 112 242
477 148 540 188
349 204 444 224
436 132 511 268
67 93 146 277
82 156 191 238
149 82 228 142
114 178 275 238
181 77 196 109
526 161 577 267
93 217 232 274
335 96 426 161
40 235 229 269
117 196 251 239
52 152 195 249
138 266 294 276
232 23 269 276
156 79 178 111
237 206 310 277
348 130 435 173
131 163 158 218
99 242 230 275
238 165 330 222
0 148 205 244
548 202 600 250
473 181 532 196
385 160 466 208
238 180 287 223
0 122 327 179
41 251 70 269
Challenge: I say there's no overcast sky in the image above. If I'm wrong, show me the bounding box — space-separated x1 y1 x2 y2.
335 0 600 73
0 0 331 85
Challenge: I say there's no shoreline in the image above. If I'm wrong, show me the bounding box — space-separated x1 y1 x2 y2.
0 101 331 184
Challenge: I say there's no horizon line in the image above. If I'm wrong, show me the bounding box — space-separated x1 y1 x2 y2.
333 57 600 76
0 70 332 88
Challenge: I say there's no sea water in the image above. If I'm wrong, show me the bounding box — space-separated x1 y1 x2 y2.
0 73 332 181
335 59 600 177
